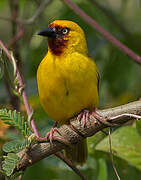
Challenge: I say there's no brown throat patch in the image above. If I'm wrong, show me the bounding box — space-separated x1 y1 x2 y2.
48 37 68 56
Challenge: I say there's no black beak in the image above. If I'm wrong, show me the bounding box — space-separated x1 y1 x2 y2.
37 27 57 38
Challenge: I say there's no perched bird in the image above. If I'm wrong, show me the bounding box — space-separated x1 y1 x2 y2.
37 20 99 165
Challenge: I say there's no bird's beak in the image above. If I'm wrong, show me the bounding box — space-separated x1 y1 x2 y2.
37 27 57 38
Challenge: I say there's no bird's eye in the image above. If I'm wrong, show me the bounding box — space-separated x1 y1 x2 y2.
52 27 56 32
62 28 69 35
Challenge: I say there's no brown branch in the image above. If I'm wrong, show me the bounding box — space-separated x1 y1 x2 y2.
55 152 88 180
0 16 18 23
91 0 141 52
8 25 25 48
0 40 35 117
1 0 51 48
91 0 131 36
62 0 141 65
0 16 26 48
23 0 51 24
14 100 141 172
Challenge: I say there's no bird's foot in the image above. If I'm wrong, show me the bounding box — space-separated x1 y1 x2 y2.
46 127 60 143
92 109 113 126
77 109 90 127
45 122 60 143
45 123 69 145
31 121 68 144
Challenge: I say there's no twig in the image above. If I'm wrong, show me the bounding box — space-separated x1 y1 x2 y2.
62 0 141 65
8 26 25 48
0 40 40 137
108 128 120 180
110 113 141 120
55 152 88 180
0 0 51 47
91 0 141 51
23 0 51 24
0 15 25 48
0 16 18 23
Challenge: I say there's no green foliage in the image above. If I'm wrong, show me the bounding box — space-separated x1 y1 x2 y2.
0 49 4 79
0 109 31 137
95 126 141 170
136 120 141 137
0 169 7 176
3 139 30 153
97 158 107 180
2 153 20 176
0 109 32 178
23 157 98 180
10 171 23 180
88 131 107 156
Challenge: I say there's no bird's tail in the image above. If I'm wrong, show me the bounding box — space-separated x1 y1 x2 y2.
65 139 88 165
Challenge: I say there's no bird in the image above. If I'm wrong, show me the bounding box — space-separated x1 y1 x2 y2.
37 20 99 165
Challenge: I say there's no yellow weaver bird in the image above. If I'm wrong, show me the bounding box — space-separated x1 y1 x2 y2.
37 20 99 165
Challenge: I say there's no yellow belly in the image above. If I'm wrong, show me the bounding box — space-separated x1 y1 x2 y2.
37 52 99 125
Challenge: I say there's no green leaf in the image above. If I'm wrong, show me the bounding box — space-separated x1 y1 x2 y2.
88 131 107 156
10 171 23 180
136 120 141 137
97 158 107 180
0 109 31 137
0 169 7 176
95 126 141 170
2 153 20 176
3 139 30 153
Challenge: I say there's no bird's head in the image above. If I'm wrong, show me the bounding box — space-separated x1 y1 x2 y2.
38 20 88 56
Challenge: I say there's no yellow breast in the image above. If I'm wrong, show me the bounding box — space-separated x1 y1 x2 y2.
37 51 99 125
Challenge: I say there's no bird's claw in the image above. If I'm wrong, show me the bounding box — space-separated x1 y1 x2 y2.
46 127 60 144
77 110 90 127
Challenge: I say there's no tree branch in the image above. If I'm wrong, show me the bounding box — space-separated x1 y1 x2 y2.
13 100 141 172
62 0 141 65
23 0 51 24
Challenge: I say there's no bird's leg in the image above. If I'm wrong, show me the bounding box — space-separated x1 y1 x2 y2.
45 122 71 145
46 122 61 143
77 109 90 127
31 121 60 142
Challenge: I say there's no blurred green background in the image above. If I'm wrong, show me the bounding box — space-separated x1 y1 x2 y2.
0 0 141 179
